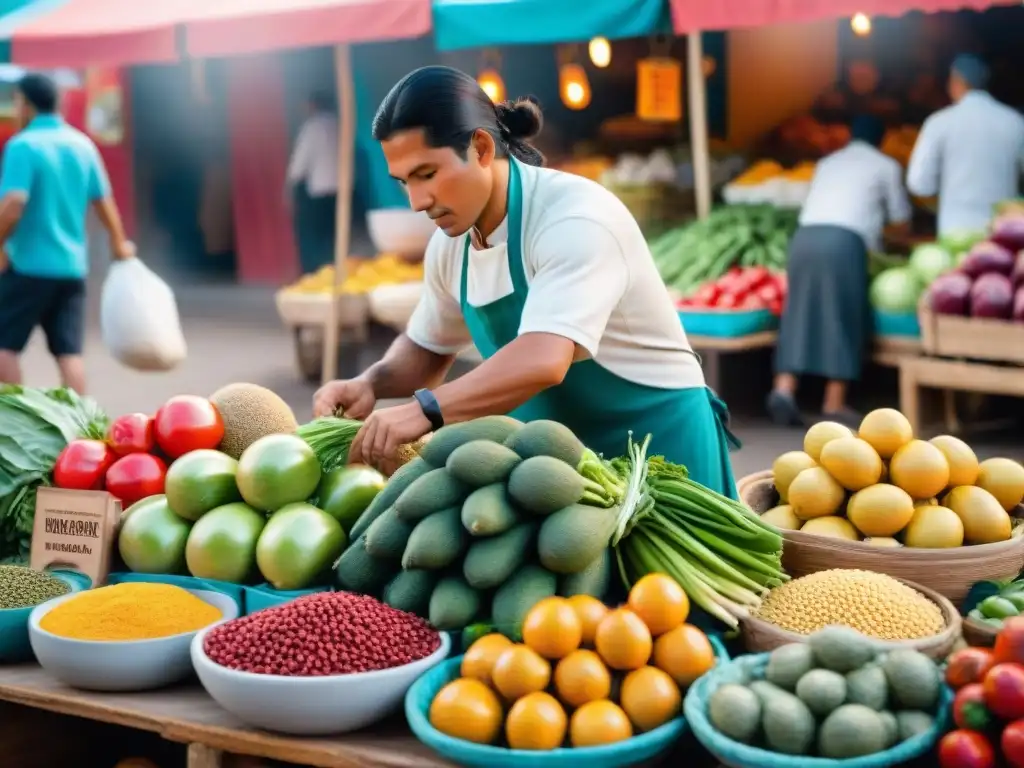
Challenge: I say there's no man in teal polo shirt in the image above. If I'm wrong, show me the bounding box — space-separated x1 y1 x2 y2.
0 72 134 394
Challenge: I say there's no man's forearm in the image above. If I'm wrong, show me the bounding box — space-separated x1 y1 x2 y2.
360 334 454 399
0 196 25 246
433 333 573 424
92 197 129 255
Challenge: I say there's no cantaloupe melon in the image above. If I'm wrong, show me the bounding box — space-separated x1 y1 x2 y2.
903 505 964 548
858 408 913 460
889 440 950 500
800 516 860 541
928 435 980 487
819 437 883 491
944 485 1013 544
788 467 846 520
762 505 802 531
772 451 818 502
210 382 300 459
804 422 854 463
846 483 914 537
976 458 1024 512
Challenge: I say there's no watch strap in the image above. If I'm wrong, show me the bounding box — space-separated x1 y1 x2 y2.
413 388 445 431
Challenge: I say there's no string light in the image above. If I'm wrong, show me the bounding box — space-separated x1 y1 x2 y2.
559 63 592 110
851 13 872 36
588 37 611 68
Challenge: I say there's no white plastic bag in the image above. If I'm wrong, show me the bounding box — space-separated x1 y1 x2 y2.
100 259 187 371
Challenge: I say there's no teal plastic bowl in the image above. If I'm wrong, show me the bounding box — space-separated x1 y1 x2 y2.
107 572 246 615
0 569 92 662
684 651 951 768
678 308 779 338
406 636 728 768
243 583 331 614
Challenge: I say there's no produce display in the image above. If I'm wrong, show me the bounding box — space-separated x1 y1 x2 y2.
38 582 222 641
767 407 1024 547
428 576 717 750
706 626 944 759
967 579 1024 632
754 568 946 640
281 254 424 296
203 591 441 675
675 266 787 315
941 618 1024 768
0 565 70 609
722 160 816 208
0 385 109 563
649 204 798 299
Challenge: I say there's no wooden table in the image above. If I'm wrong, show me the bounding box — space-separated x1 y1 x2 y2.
0 665 454 768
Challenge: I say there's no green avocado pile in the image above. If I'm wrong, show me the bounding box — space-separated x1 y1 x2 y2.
708 626 943 759
334 416 625 637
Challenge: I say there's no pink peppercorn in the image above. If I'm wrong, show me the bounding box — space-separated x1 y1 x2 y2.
203 591 441 676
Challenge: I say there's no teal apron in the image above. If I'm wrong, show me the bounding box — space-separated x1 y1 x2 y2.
459 159 740 499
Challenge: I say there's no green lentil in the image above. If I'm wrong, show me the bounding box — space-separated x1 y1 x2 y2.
0 566 71 609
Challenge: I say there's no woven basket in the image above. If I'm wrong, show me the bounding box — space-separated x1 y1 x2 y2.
738 470 1024 607
962 616 999 648
738 577 961 661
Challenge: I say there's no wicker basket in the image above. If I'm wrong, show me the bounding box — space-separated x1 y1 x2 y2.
738 470 1024 607
738 577 961 661
603 182 695 231
962 616 999 648
274 291 369 329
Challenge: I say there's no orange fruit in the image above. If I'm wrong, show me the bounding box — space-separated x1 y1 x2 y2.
594 608 652 671
505 691 568 750
522 597 583 660
620 666 682 732
569 700 633 747
652 623 716 688
554 649 612 708
461 633 513 687
567 594 609 646
429 678 504 744
491 644 552 701
627 573 689 636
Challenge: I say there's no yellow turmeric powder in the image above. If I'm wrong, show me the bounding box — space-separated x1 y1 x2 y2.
40 582 222 641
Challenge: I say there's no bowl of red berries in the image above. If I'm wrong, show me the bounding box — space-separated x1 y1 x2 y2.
191 591 450 735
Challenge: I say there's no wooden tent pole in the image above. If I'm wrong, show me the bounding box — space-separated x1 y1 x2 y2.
687 31 712 219
322 43 356 385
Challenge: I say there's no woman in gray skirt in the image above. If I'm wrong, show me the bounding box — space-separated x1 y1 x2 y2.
767 115 911 428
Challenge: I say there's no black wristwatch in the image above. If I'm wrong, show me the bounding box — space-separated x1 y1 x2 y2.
413 389 445 431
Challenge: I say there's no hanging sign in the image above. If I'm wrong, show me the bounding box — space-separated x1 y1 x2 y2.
636 57 682 123
85 67 124 146
30 488 121 587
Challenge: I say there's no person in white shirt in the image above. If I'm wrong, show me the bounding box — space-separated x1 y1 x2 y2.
313 66 739 498
768 115 911 428
907 54 1024 237
287 91 339 274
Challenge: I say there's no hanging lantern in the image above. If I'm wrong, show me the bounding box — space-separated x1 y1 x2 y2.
851 13 872 36
559 63 592 110
588 37 611 68
636 57 682 123
477 68 506 103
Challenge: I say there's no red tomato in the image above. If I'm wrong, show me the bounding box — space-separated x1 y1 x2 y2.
773 272 788 292
954 684 994 731
995 617 1024 666
948 648 997 690
939 730 996 768
984 663 1024 721
104 454 167 508
1002 720 1024 768
693 284 721 306
107 413 155 456
153 396 224 459
716 293 740 309
53 440 115 491
742 266 771 290
756 283 782 305
739 294 765 310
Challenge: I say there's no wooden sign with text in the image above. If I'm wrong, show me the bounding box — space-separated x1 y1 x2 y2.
30 488 121 587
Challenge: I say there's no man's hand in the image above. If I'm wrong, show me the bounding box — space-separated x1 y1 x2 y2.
313 378 376 419
113 240 136 261
349 401 431 474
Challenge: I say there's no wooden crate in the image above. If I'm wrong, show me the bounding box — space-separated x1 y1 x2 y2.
919 300 1024 365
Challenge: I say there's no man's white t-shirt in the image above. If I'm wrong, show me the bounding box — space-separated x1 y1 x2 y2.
405 161 705 390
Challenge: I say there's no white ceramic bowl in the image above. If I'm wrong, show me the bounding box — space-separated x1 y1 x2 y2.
191 626 451 735
29 588 238 692
366 208 436 256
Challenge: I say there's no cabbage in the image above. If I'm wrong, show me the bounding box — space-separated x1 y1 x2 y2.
869 267 924 313
939 230 986 255
908 243 954 285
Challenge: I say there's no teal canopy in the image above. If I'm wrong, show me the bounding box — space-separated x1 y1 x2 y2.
0 0 67 62
432 0 671 52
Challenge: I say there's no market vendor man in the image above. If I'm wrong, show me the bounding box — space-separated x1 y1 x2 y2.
314 65 738 498
907 54 1024 236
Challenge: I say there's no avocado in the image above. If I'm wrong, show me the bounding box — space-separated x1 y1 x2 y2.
846 664 889 711
794 669 847 717
765 643 815 690
808 625 877 673
882 649 941 710
819 704 887 758
749 681 816 755
707 684 761 744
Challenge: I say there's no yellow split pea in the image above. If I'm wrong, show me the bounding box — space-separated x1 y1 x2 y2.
40 582 222 641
